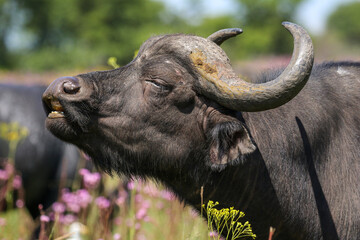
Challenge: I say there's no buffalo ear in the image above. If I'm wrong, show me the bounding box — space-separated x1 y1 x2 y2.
208 121 256 170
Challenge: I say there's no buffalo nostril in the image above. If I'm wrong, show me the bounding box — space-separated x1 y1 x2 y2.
63 79 80 94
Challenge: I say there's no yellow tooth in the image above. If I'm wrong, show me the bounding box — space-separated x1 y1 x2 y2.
48 111 65 119
51 100 64 111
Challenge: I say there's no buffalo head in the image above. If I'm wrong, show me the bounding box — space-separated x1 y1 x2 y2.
42 22 313 178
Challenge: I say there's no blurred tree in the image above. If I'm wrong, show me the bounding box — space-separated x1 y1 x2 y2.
0 0 15 68
234 0 304 56
2 0 188 70
239 0 303 26
0 0 307 71
327 2 360 45
190 0 305 61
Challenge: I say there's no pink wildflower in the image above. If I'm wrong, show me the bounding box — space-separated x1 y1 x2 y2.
79 168 90 176
77 189 92 208
60 214 77 224
136 208 148 220
135 194 143 203
136 234 147 240
136 200 150 220
61 188 93 212
113 233 121 240
0 169 8 180
143 184 159 197
135 223 141 230
12 175 22 189
141 200 150 209
4 163 14 175
209 231 219 237
16 199 24 208
40 215 50 222
127 180 135 190
62 190 81 213
114 217 122 225
52 202 66 213
190 209 199 218
83 172 101 189
95 196 110 209
116 190 128 206
0 217 6 226
160 190 175 201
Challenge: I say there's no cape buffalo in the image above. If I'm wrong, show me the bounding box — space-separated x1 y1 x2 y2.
0 84 80 219
42 22 360 239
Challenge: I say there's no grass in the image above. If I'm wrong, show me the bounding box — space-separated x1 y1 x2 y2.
0 174 210 240
0 96 256 240
0 161 257 240
0 209 34 239
0 120 211 240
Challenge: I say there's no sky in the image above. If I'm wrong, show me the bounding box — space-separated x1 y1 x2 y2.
159 0 359 35
296 0 357 34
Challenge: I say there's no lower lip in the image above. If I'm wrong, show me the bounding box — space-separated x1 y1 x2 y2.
48 111 65 119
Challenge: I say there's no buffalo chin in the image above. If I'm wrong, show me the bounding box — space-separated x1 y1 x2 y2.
45 117 80 142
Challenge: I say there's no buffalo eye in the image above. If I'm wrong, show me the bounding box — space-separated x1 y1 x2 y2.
145 79 171 93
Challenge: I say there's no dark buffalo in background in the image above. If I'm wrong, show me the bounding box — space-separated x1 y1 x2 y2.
42 22 360 240
0 84 80 219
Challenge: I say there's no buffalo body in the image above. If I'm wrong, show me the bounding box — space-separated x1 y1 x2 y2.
42 24 360 239
0 84 79 219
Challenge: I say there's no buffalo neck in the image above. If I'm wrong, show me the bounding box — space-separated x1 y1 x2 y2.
159 149 288 239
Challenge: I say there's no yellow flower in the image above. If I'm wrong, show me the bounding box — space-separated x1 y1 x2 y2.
0 122 28 148
203 200 256 240
107 57 120 69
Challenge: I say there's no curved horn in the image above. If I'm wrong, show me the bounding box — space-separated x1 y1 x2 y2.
207 28 243 46
191 22 314 112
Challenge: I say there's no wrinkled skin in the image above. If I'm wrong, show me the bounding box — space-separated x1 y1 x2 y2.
43 32 360 239
0 84 80 219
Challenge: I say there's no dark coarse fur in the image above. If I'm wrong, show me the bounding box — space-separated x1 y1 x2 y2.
243 61 360 239
43 32 360 240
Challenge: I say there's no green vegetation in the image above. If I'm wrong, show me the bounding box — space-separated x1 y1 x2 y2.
1 0 175 70
1 0 359 72
0 0 308 71
0 122 28 160
327 2 360 45
0 177 211 239
0 121 256 240
0 121 206 239
228 0 304 58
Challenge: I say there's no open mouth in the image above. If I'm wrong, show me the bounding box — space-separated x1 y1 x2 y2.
48 110 65 118
44 98 66 119
43 96 80 141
